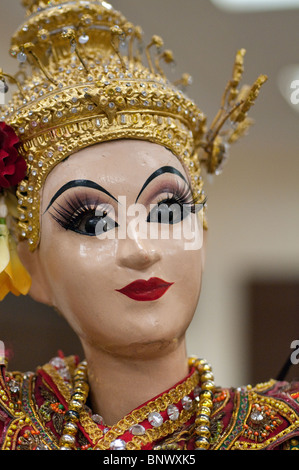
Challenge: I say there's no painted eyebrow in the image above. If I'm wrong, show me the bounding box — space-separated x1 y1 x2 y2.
44 179 119 213
135 166 190 203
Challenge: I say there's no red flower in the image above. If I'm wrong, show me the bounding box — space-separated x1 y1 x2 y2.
0 122 27 189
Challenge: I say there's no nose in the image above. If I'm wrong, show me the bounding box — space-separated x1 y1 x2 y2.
116 233 161 271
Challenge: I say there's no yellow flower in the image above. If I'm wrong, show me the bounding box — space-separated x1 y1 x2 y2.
0 221 31 301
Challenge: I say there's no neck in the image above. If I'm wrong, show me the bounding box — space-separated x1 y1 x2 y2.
82 339 189 426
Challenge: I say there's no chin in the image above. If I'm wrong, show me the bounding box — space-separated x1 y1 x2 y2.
100 336 183 360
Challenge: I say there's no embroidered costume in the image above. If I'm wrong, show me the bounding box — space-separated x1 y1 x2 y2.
1 354 299 451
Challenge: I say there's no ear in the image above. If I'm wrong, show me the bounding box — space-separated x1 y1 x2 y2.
17 241 53 306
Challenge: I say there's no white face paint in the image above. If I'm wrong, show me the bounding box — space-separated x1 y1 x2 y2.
35 140 205 359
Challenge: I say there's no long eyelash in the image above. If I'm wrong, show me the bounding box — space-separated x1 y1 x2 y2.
49 193 109 230
157 181 207 213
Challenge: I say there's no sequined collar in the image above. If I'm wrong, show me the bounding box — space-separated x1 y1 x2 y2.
38 355 201 450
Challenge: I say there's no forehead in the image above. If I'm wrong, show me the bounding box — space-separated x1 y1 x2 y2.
42 139 189 195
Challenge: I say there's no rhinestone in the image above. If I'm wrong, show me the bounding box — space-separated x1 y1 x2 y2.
250 409 264 423
79 34 89 44
18 127 25 134
57 111 63 118
110 439 126 450
21 231 26 237
167 404 179 421
194 385 201 399
115 86 121 92
17 52 27 63
57 146 64 152
143 100 149 106
28 239 34 245
43 117 49 123
72 97 78 103
31 121 38 127
28 197 33 204
108 102 115 109
182 396 193 410
18 199 23 205
71 108 78 113
92 414 105 425
47 151 53 158
148 412 163 427
31 170 37 176
120 114 126 124
8 379 20 393
129 424 145 436
96 118 101 127
38 161 43 167
19 214 25 220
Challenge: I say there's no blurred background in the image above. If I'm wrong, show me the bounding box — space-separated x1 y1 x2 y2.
0 0 299 387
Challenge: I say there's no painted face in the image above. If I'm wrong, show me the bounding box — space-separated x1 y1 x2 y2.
37 140 205 358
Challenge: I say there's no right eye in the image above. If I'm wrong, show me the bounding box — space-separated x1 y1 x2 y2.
70 208 118 236
49 195 118 237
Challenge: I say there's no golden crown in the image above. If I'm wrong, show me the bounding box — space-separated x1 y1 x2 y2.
0 0 267 250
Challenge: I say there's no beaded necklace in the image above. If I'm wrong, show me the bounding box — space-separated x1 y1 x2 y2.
59 357 215 450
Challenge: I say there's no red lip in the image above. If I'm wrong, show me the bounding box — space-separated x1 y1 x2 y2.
116 277 174 301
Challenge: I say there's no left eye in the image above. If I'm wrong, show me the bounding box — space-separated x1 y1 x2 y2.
146 200 190 225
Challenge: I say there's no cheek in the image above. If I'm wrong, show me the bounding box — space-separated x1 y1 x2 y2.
39 230 117 312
